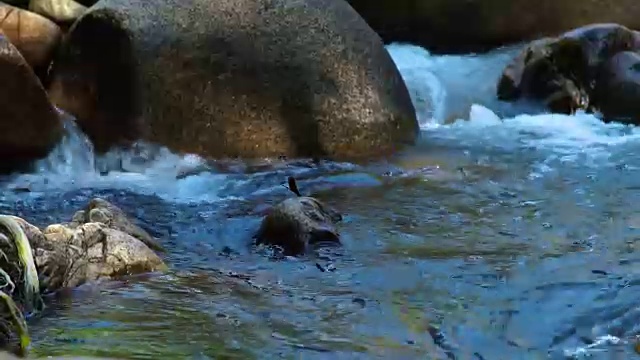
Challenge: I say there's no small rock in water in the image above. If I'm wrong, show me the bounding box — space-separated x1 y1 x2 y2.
254 179 342 256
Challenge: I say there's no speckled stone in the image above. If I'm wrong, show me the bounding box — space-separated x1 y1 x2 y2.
48 0 418 161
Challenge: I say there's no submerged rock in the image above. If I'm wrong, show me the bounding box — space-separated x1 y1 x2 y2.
48 0 418 161
497 23 640 123
0 31 62 172
255 196 342 256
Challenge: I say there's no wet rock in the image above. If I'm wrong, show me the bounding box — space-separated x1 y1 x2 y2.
68 198 165 252
497 23 640 120
0 31 62 172
0 4 62 75
255 196 342 256
38 222 166 292
0 213 165 355
48 0 418 161
345 0 640 53
29 0 88 23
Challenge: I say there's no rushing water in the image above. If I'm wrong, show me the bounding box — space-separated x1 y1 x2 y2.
4 43 640 359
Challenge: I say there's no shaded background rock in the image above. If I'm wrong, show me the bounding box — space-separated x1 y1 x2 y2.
496 23 640 121
48 0 418 161
345 0 640 54
0 32 62 173
0 3 61 79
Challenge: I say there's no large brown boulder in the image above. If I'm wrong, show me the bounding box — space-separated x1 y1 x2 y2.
0 31 62 171
496 24 640 121
345 0 640 53
48 0 418 161
0 3 62 75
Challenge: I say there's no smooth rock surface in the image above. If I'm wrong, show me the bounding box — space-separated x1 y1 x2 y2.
48 0 419 161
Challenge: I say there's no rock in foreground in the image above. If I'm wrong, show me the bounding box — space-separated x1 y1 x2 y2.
29 0 89 23
49 0 418 160
0 32 62 172
256 196 342 256
497 23 640 123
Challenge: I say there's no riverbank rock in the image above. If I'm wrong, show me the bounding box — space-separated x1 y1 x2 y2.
38 222 166 292
48 0 418 161
68 198 165 252
255 196 342 256
0 32 62 172
497 23 640 122
0 4 62 75
346 0 640 53
29 0 88 23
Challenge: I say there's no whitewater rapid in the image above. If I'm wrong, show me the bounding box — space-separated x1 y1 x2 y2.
5 43 640 205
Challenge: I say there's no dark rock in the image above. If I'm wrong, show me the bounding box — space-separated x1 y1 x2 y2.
346 0 640 54
29 0 88 24
497 23 640 120
48 0 419 161
0 32 62 172
255 196 342 256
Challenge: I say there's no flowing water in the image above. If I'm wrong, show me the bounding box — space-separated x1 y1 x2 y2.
4 43 640 359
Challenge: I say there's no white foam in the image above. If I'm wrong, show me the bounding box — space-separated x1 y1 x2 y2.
386 43 640 171
386 42 521 125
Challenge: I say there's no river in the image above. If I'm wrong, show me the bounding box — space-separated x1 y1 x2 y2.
3 43 640 359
